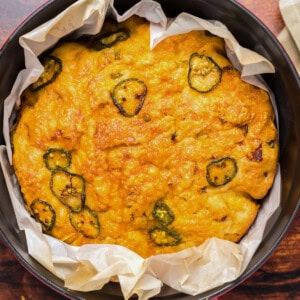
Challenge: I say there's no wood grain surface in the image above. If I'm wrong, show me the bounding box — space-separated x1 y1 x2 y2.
0 0 299 299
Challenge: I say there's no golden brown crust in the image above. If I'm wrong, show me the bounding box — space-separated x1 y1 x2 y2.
12 16 278 258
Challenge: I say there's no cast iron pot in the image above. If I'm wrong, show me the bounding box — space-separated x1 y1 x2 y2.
0 0 299 299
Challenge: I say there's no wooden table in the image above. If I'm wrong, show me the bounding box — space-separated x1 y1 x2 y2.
0 0 299 299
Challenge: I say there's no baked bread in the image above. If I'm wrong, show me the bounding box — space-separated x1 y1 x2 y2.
12 16 278 258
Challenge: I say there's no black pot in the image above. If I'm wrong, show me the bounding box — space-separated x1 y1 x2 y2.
0 1 299 299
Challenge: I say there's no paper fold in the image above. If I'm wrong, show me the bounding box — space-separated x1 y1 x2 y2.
278 0 300 74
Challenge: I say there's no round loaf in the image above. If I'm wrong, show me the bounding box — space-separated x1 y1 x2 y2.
12 16 278 258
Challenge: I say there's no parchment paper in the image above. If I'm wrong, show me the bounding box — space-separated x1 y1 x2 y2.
0 0 281 299
278 0 300 74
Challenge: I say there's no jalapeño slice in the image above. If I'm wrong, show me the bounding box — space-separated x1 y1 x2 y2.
29 56 62 92
30 199 56 231
43 148 71 171
206 157 238 187
188 53 222 93
70 207 100 239
152 201 175 226
50 169 85 212
91 30 130 51
148 226 181 247
111 78 147 117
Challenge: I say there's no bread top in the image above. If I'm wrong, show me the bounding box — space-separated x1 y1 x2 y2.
12 16 278 257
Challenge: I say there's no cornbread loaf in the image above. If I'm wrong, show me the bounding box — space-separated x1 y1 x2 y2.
12 16 278 258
